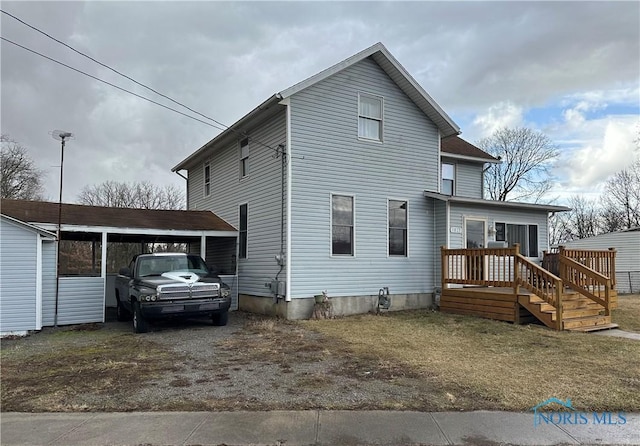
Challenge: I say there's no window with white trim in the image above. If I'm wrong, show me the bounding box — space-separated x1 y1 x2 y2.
358 93 383 141
204 163 211 196
239 203 248 259
441 163 455 195
331 194 354 256
495 222 538 257
240 138 249 178
388 200 407 256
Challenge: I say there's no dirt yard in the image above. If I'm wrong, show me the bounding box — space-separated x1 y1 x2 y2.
2 299 639 413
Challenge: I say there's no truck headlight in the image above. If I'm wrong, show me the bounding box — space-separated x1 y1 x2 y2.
221 287 230 297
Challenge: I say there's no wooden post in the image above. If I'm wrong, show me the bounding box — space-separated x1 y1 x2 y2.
556 280 563 331
513 244 520 295
441 246 448 290
608 248 617 289
604 278 611 317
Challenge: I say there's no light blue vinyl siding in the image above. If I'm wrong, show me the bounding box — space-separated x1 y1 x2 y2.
433 200 448 286
188 108 287 297
289 56 439 297
448 203 549 258
441 156 484 199
41 240 57 326
56 277 104 325
0 219 38 332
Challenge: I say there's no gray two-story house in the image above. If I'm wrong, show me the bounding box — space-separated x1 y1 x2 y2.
173 42 567 319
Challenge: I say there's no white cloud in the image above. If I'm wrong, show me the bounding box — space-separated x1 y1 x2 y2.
467 102 525 139
552 116 639 195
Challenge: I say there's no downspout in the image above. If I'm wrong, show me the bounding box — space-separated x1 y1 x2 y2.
282 97 293 302
175 170 189 209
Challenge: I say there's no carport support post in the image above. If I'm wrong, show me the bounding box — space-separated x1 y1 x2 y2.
101 231 107 323
200 235 206 262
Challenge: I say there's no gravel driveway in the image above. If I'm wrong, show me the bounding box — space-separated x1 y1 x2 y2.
1 311 428 412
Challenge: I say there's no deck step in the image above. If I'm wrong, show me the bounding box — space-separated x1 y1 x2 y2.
567 323 619 332
563 315 612 330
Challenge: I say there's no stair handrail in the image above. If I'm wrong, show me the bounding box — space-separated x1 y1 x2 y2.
558 255 611 316
515 253 563 330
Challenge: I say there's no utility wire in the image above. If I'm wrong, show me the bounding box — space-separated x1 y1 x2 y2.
1 37 228 131
0 9 282 154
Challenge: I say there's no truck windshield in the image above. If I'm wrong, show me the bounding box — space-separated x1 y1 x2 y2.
137 255 209 277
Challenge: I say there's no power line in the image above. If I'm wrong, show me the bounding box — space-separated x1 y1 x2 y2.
0 9 282 155
1 36 227 131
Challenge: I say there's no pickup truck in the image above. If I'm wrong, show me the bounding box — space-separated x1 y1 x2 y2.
115 253 231 333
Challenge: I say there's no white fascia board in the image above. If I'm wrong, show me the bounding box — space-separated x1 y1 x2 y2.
31 223 237 238
423 191 571 212
441 153 501 164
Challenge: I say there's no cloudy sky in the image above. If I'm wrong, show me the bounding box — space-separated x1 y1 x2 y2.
1 1 638 204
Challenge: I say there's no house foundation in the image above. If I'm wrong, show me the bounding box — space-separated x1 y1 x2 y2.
239 293 434 320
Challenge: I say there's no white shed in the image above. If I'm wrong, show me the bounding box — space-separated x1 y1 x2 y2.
0 215 56 336
563 228 640 294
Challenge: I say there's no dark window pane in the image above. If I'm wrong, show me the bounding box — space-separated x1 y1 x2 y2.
389 228 407 256
239 204 248 259
495 223 506 241
528 225 538 257
332 226 353 255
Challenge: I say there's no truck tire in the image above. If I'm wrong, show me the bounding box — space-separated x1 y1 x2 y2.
212 310 228 326
132 301 148 333
116 299 131 322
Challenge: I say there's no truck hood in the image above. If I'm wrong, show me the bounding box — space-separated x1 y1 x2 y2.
137 275 221 289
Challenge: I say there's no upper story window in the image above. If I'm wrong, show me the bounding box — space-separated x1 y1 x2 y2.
331 194 354 256
239 203 248 259
495 222 538 257
204 163 211 196
441 163 455 195
240 138 249 178
358 93 383 141
388 200 407 256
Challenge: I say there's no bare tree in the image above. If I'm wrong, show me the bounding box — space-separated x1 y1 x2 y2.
77 180 184 210
600 159 640 230
478 127 559 202
1 134 45 200
565 195 601 240
548 212 572 246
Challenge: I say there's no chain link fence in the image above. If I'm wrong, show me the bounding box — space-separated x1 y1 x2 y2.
617 271 640 294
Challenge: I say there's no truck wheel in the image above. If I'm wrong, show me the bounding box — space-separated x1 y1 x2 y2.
132 301 148 333
212 311 228 326
116 299 131 322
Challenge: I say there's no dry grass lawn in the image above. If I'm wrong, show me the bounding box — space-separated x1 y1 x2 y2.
613 293 640 333
306 309 640 412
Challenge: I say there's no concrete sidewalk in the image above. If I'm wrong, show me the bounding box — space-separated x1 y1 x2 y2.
1 411 639 446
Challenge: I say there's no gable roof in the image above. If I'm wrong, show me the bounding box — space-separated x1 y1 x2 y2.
173 42 460 172
0 214 57 239
0 199 236 232
441 136 499 163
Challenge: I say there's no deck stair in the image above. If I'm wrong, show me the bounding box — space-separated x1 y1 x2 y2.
440 244 619 331
518 288 618 332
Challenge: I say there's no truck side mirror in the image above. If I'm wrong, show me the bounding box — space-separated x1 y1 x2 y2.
119 267 131 277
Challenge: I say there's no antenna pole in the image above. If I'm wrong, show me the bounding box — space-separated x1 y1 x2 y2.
52 132 71 326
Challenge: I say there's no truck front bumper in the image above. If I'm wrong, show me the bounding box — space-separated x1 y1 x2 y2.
140 297 231 319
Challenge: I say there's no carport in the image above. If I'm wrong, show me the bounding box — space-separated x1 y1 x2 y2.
0 199 238 327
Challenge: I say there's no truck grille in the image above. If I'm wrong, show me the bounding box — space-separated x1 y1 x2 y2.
157 283 220 300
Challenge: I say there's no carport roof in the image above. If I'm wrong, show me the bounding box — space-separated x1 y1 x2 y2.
0 199 236 233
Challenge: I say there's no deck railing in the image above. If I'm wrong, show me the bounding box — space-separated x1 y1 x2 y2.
558 255 611 316
559 246 617 288
441 244 564 329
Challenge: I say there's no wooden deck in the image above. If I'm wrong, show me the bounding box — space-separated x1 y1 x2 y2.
440 246 618 331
